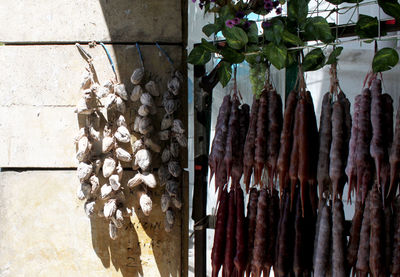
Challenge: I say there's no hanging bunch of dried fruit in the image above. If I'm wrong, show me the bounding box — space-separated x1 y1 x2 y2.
159 69 186 232
128 60 162 219
75 59 133 240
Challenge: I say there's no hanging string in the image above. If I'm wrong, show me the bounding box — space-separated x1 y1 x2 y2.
75 43 99 84
99 42 118 83
75 43 93 62
232 64 243 100
329 62 340 101
155 42 175 67
363 40 377 89
136 43 145 69
298 51 307 98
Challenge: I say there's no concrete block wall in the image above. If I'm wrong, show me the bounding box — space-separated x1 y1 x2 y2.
0 1 187 276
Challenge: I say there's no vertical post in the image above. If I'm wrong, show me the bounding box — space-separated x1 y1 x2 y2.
192 64 211 277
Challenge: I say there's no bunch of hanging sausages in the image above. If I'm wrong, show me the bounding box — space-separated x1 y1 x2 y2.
209 77 400 277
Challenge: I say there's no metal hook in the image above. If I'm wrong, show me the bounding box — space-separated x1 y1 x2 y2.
155 42 174 67
136 43 144 68
99 42 118 83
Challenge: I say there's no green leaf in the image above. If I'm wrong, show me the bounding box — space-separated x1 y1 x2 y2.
288 0 309 24
247 21 259 43
303 48 326 71
218 61 232 87
304 16 334 43
264 19 284 45
286 51 297 67
201 38 218 52
202 24 220 37
187 46 211 65
282 29 304 46
245 45 261 64
326 47 344 64
221 47 245 64
204 3 211 13
372 47 399 73
263 43 287 70
355 14 384 39
215 6 235 29
222 26 248 50
378 0 400 21
249 62 267 96
220 5 235 19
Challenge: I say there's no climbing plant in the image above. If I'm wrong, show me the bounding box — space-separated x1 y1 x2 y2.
188 0 400 89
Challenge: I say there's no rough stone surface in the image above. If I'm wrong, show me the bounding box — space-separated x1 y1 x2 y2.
0 170 181 276
0 106 78 167
0 0 182 42
0 45 182 106
0 45 183 168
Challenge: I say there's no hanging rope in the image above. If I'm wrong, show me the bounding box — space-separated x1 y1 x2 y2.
99 42 118 83
155 42 175 67
75 43 99 84
75 43 93 62
136 42 145 69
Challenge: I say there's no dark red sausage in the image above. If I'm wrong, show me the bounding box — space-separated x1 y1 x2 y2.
211 187 229 277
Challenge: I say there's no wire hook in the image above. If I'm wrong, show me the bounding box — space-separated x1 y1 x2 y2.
99 42 118 83
136 42 145 69
155 42 174 67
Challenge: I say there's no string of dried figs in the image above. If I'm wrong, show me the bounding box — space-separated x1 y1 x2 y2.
128 64 161 218
75 64 133 240
159 70 186 232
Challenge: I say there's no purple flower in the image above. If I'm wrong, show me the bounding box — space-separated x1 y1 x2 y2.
243 20 253 30
192 0 196 2
264 0 273 12
262 21 272 29
226 20 235 28
264 5 273 13
236 11 245 19
232 17 241 25
276 7 282 14
273 0 280 8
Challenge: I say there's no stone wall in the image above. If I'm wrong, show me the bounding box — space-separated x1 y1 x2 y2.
0 1 187 276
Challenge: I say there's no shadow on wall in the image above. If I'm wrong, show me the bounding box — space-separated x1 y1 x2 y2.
82 1 184 276
90 216 144 277
85 169 180 277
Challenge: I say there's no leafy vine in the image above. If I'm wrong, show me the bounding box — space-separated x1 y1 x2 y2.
188 0 400 90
